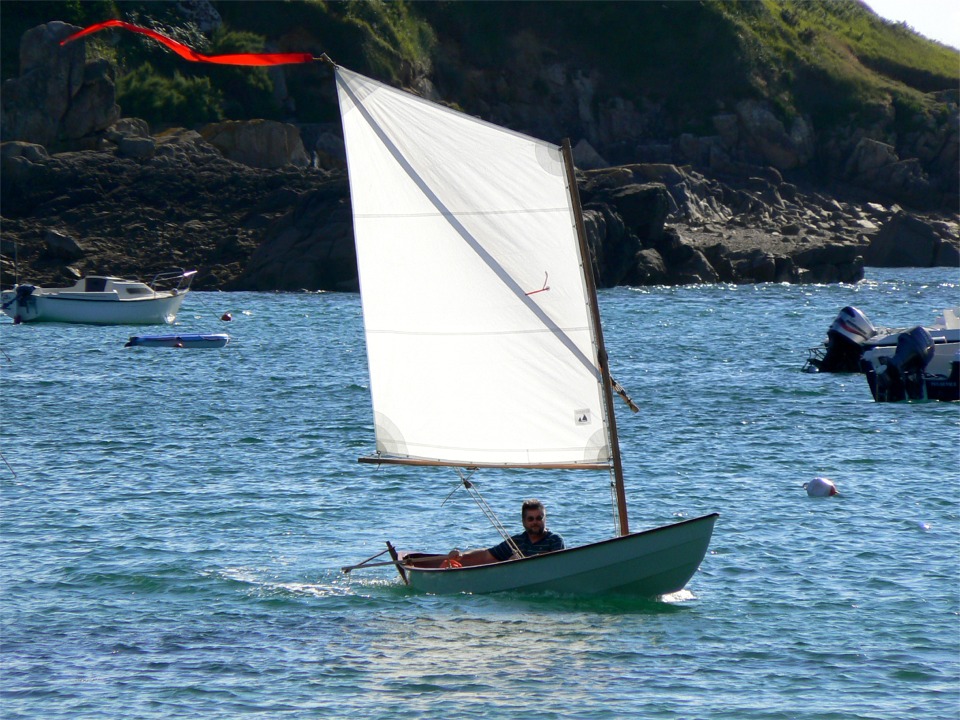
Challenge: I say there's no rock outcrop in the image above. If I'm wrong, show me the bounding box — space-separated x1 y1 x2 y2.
201 120 311 169
3 128 958 293
1 22 119 150
1 21 956 293
865 212 960 268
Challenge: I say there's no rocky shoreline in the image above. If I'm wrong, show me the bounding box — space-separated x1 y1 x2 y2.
2 127 958 294
1 21 957 292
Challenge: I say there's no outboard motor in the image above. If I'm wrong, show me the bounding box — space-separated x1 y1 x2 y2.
2 285 36 324
817 306 877 372
875 326 935 401
1 284 34 309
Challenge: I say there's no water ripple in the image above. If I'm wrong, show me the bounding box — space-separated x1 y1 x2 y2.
1 270 958 719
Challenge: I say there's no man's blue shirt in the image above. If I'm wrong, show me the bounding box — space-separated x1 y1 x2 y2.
488 530 565 561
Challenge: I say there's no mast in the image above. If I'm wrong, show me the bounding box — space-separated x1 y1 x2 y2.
561 138 630 536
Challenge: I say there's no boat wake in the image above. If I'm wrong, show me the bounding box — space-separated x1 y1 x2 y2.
213 566 398 599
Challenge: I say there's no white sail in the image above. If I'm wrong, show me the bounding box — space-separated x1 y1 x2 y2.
336 67 610 468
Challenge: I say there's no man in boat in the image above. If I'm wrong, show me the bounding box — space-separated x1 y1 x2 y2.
445 499 564 566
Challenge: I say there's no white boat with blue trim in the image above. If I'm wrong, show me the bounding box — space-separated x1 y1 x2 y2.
1 270 196 325
334 64 717 597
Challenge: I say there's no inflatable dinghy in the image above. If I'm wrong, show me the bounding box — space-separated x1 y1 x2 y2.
125 333 230 348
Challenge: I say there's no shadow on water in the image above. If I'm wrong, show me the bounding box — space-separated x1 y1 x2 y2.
228 563 697 616
353 576 695 616
488 589 694 615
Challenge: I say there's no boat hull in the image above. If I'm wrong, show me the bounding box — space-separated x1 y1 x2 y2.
402 513 719 597
1 292 188 325
804 307 960 373
862 342 960 402
125 333 230 348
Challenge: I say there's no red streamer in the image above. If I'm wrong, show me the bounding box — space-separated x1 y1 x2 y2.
60 19 316 66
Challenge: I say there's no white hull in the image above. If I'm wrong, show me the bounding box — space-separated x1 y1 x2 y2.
862 341 960 377
861 341 960 402
2 292 187 325
805 307 960 373
402 513 719 596
1 271 195 325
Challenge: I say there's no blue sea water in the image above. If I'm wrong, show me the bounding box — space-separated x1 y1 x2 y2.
1 267 958 719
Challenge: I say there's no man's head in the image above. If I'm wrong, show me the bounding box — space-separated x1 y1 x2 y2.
521 499 545 535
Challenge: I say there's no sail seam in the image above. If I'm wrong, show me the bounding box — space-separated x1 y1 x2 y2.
354 208 568 218
366 327 589 337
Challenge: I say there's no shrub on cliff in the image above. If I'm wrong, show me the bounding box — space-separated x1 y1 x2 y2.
118 62 222 128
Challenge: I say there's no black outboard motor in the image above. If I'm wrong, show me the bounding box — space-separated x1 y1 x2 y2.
816 306 877 372
875 326 935 401
2 285 36 324
1 284 35 310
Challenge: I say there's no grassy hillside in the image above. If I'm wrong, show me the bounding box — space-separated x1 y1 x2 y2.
711 0 958 130
1 0 956 140
415 0 957 137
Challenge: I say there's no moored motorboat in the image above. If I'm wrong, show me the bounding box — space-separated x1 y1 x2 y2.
125 333 230 348
0 270 196 325
860 327 959 402
804 306 960 373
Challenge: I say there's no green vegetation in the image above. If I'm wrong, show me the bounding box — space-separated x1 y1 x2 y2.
1 0 955 137
707 0 958 133
117 63 223 126
414 0 957 137
340 0 436 82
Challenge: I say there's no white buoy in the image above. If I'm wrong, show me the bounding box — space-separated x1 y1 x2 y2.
803 477 839 497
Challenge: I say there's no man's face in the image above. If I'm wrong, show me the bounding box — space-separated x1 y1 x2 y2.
523 508 545 535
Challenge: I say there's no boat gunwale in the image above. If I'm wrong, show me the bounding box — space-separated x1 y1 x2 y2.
28 291 183 303
402 512 720 575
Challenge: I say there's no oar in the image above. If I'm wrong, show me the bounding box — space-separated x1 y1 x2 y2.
341 547 390 573
341 559 404 573
341 552 455 573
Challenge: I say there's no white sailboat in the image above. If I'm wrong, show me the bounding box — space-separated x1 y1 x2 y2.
335 65 717 596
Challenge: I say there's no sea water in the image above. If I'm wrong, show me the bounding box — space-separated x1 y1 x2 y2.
1 267 957 719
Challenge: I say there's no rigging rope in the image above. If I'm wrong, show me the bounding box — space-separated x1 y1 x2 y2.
609 471 621 536
611 377 640 413
448 470 524 558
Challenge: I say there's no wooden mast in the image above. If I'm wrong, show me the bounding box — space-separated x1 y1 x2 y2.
561 138 630 536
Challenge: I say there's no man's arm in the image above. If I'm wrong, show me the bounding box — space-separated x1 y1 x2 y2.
448 548 498 566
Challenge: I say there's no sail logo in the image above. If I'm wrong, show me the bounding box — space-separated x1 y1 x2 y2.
575 409 591 425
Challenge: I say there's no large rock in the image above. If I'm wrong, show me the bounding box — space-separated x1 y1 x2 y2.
201 120 311 169
0 128 331 291
582 205 639 287
866 212 957 267
60 58 120 141
233 180 357 291
845 137 938 208
1 22 88 147
583 163 731 225
791 243 865 283
735 99 814 170
654 229 719 284
601 183 670 243
43 228 85 260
